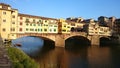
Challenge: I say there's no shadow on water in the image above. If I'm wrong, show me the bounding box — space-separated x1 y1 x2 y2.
100 37 120 47
65 46 89 68
110 46 120 68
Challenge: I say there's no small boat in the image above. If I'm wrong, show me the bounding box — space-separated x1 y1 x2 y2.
14 43 22 47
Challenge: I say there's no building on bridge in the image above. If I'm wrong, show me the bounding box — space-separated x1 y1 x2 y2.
83 22 111 36
0 3 61 40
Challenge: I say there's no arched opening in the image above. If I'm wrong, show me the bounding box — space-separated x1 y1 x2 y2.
65 36 91 50
100 37 112 46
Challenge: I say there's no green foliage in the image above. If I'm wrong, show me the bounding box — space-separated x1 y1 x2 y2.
7 47 39 68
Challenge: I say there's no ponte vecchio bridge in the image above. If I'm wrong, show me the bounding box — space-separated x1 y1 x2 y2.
15 32 107 47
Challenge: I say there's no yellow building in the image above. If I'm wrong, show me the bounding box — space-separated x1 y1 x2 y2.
58 19 71 34
0 3 18 40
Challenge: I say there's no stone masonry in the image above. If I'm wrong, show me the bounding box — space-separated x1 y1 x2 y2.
0 38 11 68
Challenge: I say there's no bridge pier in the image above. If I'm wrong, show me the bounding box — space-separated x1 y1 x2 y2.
91 35 100 46
55 35 65 47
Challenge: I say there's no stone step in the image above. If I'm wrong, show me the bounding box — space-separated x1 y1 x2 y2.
0 43 11 68
0 59 9 64
0 64 11 68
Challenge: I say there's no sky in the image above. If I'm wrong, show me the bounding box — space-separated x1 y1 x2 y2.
0 0 120 20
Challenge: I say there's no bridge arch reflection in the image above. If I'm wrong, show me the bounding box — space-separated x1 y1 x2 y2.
65 36 91 49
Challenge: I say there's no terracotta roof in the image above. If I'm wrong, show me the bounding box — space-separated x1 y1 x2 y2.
18 13 58 20
0 8 13 11
65 20 76 23
0 3 11 7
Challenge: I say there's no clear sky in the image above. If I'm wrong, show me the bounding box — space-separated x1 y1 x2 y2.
0 0 120 20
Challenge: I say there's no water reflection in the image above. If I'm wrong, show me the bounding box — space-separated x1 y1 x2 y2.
12 36 44 55
30 46 120 68
12 37 120 68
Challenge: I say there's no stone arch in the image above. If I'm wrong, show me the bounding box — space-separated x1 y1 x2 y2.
16 34 55 42
15 35 55 48
65 35 91 49
99 36 111 40
65 35 90 43
35 36 55 42
65 34 87 40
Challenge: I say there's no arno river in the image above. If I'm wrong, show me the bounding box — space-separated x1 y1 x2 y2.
12 37 120 68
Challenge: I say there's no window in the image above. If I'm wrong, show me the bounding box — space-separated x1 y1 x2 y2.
50 29 52 32
62 30 66 32
19 28 22 31
32 29 34 31
11 28 15 31
33 19 35 22
2 28 6 32
12 22 15 24
67 30 70 32
100 28 103 31
95 28 97 30
44 29 47 31
54 25 57 27
20 22 22 25
39 19 42 22
45 20 47 22
3 12 6 15
30 29 32 31
54 29 56 31
26 23 29 26
104 29 107 32
41 29 42 31
95 32 98 34
20 17 23 20
13 28 15 31
30 29 34 31
12 15 15 18
35 29 37 31
38 29 40 31
26 28 28 31
34 24 36 26
12 34 14 36
3 19 6 22
26 19 29 22
67 26 70 28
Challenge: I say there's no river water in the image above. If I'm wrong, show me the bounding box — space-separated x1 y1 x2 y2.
12 37 120 68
